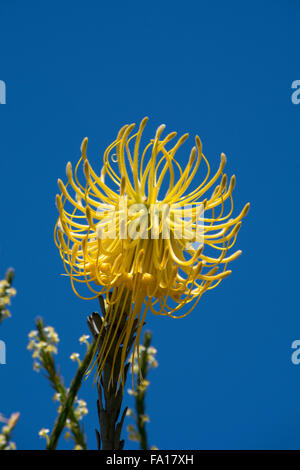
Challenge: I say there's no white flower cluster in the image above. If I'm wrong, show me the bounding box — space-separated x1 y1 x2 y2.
126 339 158 446
0 413 19 450
38 427 50 445
129 345 158 375
39 397 88 447
74 399 88 421
27 326 59 371
69 335 90 365
53 393 88 422
0 279 16 323
78 334 90 347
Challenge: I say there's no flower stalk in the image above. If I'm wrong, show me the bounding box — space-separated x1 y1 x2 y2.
46 339 95 450
28 317 94 450
0 268 18 451
0 413 19 450
87 295 139 450
133 331 152 450
127 331 158 450
0 268 16 325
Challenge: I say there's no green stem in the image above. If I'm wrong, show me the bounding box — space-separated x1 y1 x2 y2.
88 293 137 451
46 341 95 450
135 331 152 450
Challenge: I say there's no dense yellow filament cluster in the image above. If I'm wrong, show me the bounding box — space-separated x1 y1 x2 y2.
54 117 249 383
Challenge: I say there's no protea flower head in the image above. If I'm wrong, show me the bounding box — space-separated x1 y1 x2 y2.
55 117 249 382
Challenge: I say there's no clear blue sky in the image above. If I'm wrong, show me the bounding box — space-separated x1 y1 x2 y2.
0 0 300 450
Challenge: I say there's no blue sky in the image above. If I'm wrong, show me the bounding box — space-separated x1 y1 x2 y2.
0 0 300 450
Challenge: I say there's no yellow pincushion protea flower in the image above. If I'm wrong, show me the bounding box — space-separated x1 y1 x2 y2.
54 117 249 382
